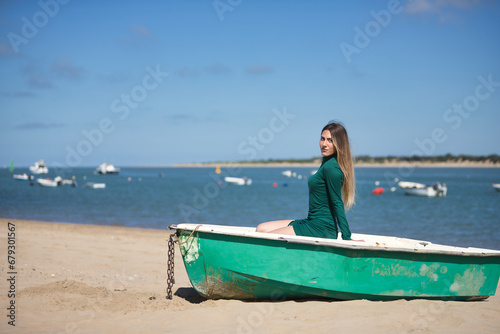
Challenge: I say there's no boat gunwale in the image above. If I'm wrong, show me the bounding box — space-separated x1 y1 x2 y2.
170 223 500 258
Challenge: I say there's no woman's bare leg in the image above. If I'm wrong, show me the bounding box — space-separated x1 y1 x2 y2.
266 225 296 235
256 220 295 235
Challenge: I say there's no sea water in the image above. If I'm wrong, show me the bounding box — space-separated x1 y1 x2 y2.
1 166 499 250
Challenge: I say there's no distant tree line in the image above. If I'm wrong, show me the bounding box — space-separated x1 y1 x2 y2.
354 154 500 164
248 158 322 164
218 154 500 165
204 154 500 165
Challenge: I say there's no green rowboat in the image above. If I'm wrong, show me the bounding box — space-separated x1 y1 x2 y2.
170 224 500 301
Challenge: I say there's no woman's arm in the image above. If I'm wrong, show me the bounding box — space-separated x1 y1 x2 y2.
324 163 352 240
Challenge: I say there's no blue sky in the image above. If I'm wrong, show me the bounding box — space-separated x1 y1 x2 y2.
1 0 499 167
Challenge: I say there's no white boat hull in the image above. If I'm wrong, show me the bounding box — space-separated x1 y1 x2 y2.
282 170 296 177
96 163 120 175
29 160 49 174
403 187 447 197
224 176 252 185
30 167 48 174
37 178 60 187
398 181 447 197
13 173 32 181
83 182 106 189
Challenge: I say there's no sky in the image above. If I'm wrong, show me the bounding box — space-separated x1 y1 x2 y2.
1 0 499 167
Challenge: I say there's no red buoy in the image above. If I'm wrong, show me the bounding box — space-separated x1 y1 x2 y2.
372 187 384 195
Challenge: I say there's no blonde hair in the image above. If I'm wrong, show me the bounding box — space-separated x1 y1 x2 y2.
322 121 355 209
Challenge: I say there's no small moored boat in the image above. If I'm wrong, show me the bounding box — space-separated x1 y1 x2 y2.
83 182 106 189
398 181 447 197
493 183 500 192
224 176 252 185
36 176 75 187
95 163 120 175
282 170 296 178
13 173 33 181
29 160 48 174
170 223 500 301
37 176 63 187
61 179 76 186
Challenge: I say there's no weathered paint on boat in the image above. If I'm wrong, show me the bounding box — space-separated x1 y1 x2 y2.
171 224 500 301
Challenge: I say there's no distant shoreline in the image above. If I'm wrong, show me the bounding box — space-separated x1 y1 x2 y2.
173 154 500 168
174 161 500 168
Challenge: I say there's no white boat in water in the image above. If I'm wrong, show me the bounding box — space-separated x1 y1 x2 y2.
36 176 76 187
398 181 447 197
61 179 76 186
29 160 48 174
95 163 120 175
37 176 63 187
83 182 106 189
13 173 33 181
493 183 500 192
224 176 252 185
282 170 296 177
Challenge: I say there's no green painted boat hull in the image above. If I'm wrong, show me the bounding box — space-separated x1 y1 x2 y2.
173 225 500 301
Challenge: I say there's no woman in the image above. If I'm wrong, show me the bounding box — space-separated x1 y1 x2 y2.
256 121 356 240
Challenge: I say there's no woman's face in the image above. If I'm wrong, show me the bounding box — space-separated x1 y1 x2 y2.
320 130 336 157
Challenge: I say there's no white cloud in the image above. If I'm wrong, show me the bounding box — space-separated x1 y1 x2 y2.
205 63 232 75
405 0 482 15
245 65 274 75
50 58 85 80
0 42 19 57
117 24 157 48
16 121 66 130
130 25 156 41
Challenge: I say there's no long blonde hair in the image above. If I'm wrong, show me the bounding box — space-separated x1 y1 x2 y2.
322 121 355 209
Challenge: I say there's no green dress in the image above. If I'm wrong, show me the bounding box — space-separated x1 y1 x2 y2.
289 154 352 240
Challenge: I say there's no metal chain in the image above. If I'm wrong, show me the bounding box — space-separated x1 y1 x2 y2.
166 233 176 300
166 225 201 300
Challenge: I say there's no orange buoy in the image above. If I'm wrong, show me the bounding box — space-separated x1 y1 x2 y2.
372 187 384 195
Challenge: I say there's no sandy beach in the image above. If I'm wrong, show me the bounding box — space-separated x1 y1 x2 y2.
1 218 500 334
